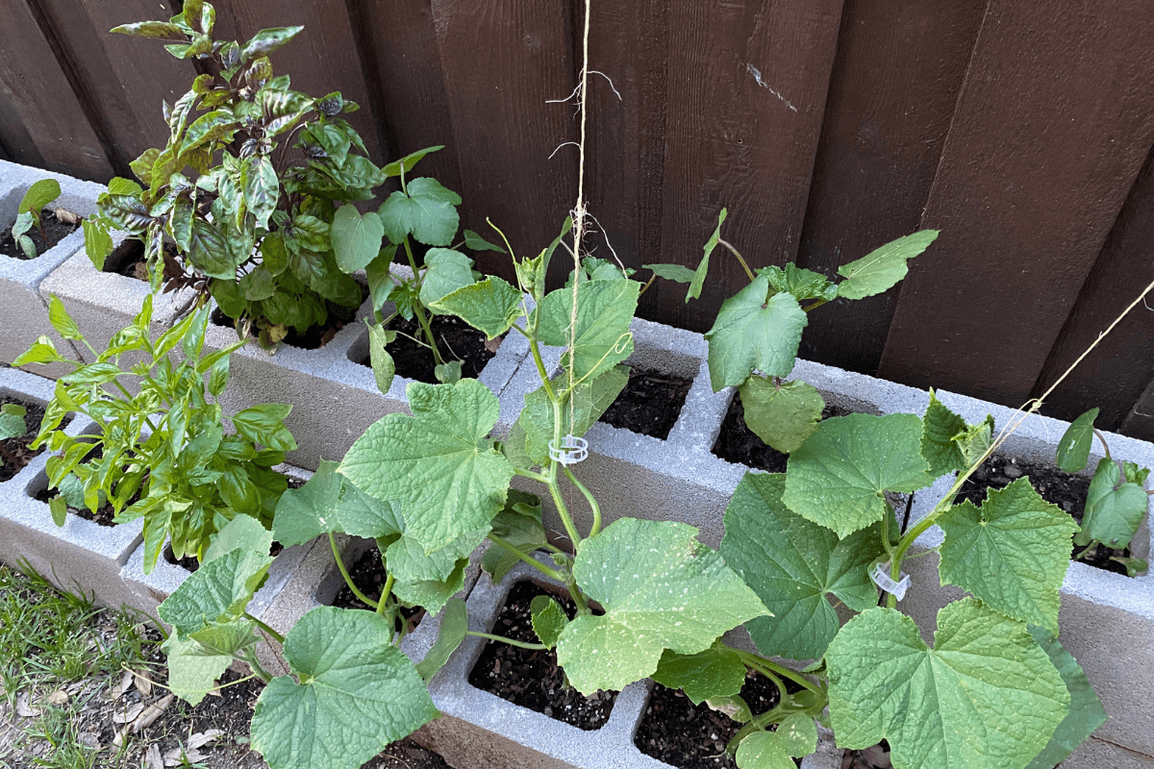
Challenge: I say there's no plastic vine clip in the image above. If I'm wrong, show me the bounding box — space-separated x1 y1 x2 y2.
548 435 588 465
870 562 911 601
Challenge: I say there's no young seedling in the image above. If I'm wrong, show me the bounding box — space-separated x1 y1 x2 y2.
1057 407 1151 575
0 402 29 469
10 179 68 259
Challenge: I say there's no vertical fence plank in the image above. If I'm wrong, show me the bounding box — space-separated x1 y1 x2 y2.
0 0 113 179
657 0 844 332
0 95 43 167
583 0 671 316
877 0 1154 408
358 0 464 206
431 0 579 274
794 0 986 375
1121 377 1154 442
211 0 383 163
1031 146 1154 431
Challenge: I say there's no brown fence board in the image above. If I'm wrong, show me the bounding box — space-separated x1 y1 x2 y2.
358 0 464 203
0 0 112 180
1121 377 1154 442
211 0 383 163
657 0 844 333
794 0 986 375
0 95 43 167
878 0 1154 409
584 0 671 318
430 0 579 274
1032 145 1154 431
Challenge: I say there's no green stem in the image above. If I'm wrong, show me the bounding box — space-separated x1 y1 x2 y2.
563 465 602 537
240 647 273 684
486 534 567 581
377 573 395 616
329 532 379 610
529 338 557 403
244 612 285 645
466 631 549 650
731 648 824 697
402 237 445 367
719 239 756 283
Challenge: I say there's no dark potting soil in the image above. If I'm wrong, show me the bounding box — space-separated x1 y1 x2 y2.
210 293 363 351
598 366 694 439
104 237 186 285
954 453 1133 576
0 208 80 259
356 313 499 384
0 396 53 482
635 674 800 769
711 393 852 472
328 545 424 634
468 580 617 731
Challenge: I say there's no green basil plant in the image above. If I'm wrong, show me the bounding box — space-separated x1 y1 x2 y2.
13 296 295 574
153 211 1113 769
85 2 501 376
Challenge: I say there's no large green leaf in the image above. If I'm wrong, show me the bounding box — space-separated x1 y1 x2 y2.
537 280 639 382
158 542 274 636
251 607 438 769
415 596 467 682
704 275 807 391
836 230 939 300
339 379 513 553
162 633 235 706
738 377 824 454
735 728 807 769
826 601 1068 769
938 479 1076 634
651 644 747 705
1076 457 1148 549
1023 627 1107 769
272 460 403 546
429 277 524 340
783 413 932 538
385 527 485 613
331 204 385 273
721 473 885 660
379 177 460 247
555 518 770 694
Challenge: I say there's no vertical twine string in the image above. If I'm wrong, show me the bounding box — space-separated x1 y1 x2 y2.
566 0 593 434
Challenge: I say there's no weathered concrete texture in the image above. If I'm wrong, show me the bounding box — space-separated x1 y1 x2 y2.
404 560 841 769
0 160 104 377
1060 737 1154 768
0 409 142 612
898 387 1154 759
118 464 317 626
204 271 530 471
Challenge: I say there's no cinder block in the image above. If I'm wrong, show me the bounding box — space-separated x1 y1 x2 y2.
0 410 142 611
0 160 104 377
403 559 841 769
1059 737 1154 768
205 268 530 471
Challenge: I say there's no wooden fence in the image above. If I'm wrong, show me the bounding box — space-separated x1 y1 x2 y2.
3 0 1154 439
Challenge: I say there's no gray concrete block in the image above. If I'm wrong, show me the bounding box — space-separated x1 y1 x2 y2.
205 269 530 471
402 559 841 769
1059 737 1154 768
0 160 105 377
0 410 142 611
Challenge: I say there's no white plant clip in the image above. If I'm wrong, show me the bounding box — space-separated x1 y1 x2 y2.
548 435 588 465
870 563 911 601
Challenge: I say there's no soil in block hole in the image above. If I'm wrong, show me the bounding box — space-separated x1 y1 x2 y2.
598 365 693 439
468 580 617 730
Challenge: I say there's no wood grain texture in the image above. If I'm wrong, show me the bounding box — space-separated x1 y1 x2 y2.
794 0 986 375
1032 145 1154 431
657 0 844 333
0 0 112 179
0 95 42 166
357 0 463 211
583 0 671 319
211 0 383 163
27 0 188 175
431 0 579 278
878 0 1154 408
